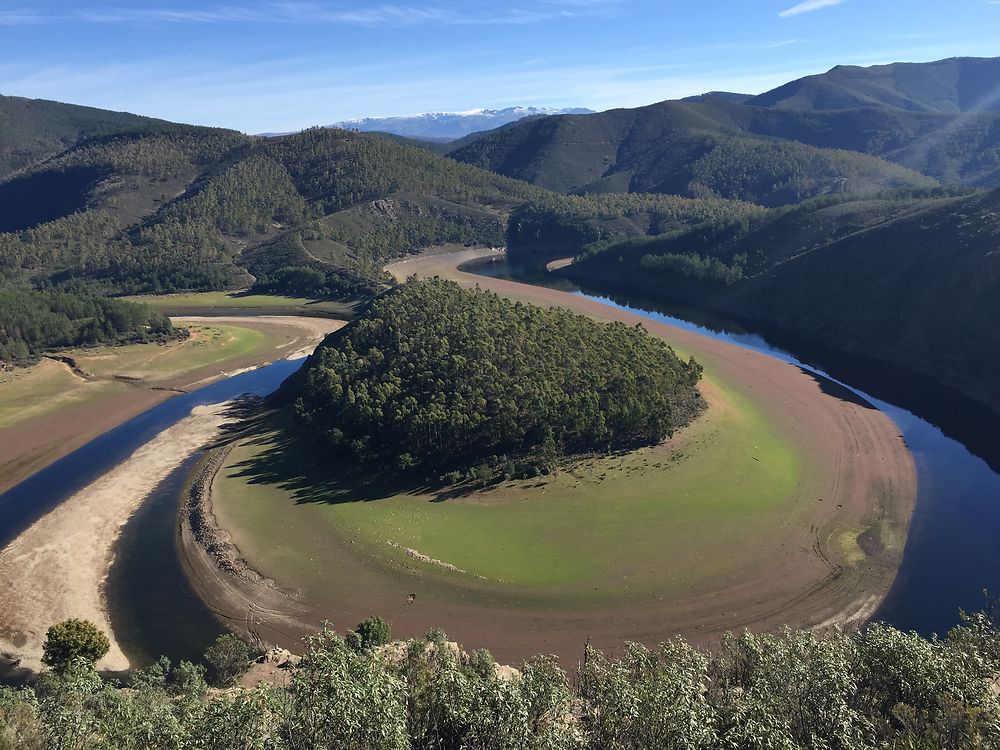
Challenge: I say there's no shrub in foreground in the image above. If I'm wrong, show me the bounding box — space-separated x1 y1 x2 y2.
1 614 998 749
41 618 110 671
203 634 252 687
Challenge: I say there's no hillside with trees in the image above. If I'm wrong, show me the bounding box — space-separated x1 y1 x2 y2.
0 120 549 297
546 188 1000 415
449 104 936 205
506 191 766 260
749 56 1000 113
448 57 1000 195
0 93 186 180
294 277 703 481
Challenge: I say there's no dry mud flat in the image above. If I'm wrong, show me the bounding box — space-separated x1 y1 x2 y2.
181 249 917 665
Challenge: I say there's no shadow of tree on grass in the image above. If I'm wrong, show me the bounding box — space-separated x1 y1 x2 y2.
215 403 483 506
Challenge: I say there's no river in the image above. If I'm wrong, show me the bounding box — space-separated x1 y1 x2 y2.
0 358 304 668
1 259 998 668
465 255 1000 637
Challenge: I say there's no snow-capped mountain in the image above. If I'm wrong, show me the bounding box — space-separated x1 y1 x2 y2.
329 106 594 141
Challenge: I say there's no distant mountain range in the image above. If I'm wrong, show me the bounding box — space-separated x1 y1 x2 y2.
329 106 594 141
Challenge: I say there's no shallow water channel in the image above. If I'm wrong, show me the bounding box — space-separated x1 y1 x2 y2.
0 359 304 666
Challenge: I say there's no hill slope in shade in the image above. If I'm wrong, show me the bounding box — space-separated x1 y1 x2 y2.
330 106 595 141
549 189 1000 414
0 94 186 180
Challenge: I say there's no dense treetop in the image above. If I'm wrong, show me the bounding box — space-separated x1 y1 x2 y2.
506 191 765 262
294 277 703 481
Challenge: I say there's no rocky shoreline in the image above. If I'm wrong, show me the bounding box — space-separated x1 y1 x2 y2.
182 438 283 593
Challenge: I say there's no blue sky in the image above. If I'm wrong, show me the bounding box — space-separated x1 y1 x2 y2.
0 1 998 133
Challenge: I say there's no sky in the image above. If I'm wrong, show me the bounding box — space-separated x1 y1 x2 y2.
0 0 998 133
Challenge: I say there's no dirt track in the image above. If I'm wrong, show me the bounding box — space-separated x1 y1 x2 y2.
181 249 917 665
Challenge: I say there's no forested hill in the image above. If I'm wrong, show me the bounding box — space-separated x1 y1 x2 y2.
448 56 1000 196
545 188 1000 415
0 93 775 299
449 102 936 205
0 116 560 296
0 94 189 180
294 277 704 482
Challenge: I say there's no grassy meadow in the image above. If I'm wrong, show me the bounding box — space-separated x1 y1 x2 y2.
0 323 271 432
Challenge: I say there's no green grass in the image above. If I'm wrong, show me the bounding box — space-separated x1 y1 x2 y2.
212 372 802 607
0 361 124 429
76 323 269 380
130 291 355 318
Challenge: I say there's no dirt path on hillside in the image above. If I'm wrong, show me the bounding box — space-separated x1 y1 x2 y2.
0 316 342 495
181 249 917 666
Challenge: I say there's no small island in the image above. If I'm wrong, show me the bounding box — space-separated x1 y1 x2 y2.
294 277 705 483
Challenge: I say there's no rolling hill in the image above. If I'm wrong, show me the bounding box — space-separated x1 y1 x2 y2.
0 97 748 300
0 94 189 180
0 122 553 294
449 57 1000 197
749 57 1000 113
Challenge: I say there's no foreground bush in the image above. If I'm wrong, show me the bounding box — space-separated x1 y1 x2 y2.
41 619 110 671
1 616 998 749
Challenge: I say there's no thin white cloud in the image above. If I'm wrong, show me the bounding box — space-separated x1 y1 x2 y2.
779 0 845 18
764 39 802 49
73 1 623 27
0 10 50 25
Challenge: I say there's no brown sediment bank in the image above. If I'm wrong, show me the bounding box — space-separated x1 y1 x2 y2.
0 402 234 673
0 316 342 495
178 249 917 666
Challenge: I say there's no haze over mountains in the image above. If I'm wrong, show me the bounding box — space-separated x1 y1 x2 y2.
329 106 594 141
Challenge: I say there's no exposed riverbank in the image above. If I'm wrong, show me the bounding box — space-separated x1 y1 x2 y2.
0 316 342 495
0 401 234 673
0 316 344 676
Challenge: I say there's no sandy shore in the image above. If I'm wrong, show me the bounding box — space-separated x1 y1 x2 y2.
180 249 917 665
0 402 234 672
0 316 342 495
